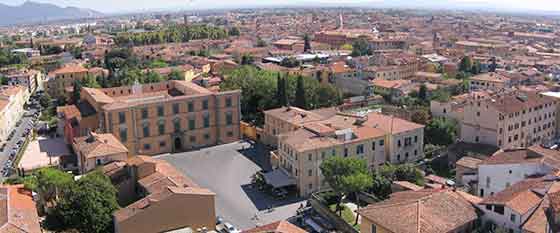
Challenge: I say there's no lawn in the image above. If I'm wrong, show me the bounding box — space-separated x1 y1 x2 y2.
329 203 360 231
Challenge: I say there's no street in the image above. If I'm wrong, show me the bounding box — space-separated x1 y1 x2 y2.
0 98 41 179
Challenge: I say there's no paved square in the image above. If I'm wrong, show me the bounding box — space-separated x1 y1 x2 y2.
158 141 305 230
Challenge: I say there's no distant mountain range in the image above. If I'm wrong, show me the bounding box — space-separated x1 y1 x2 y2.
0 1 102 26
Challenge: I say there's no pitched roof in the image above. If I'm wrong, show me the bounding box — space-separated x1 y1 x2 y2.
0 185 41 233
243 220 307 233
73 133 128 159
480 178 551 214
358 190 478 233
456 156 483 169
51 65 88 75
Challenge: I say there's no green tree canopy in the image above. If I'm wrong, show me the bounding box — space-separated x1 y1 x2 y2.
458 56 473 73
351 37 370 57
425 117 458 146
294 75 307 109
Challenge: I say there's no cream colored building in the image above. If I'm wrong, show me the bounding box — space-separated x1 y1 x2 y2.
47 65 109 100
469 72 511 91
272 110 424 196
460 91 556 149
0 85 29 145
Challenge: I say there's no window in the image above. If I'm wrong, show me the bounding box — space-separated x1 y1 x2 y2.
143 143 151 150
174 119 181 132
308 169 312 176
357 144 364 154
143 125 150 137
119 128 127 142
173 103 180 114
203 115 210 128
379 140 384 146
486 177 491 188
227 131 234 137
159 141 166 147
226 97 232 107
397 140 401 147
485 204 492 210
157 105 164 116
331 149 336 156
118 112 126 124
372 141 376 150
371 224 377 233
202 99 209 110
158 122 165 135
204 134 210 140
226 112 233 125
494 205 505 215
142 108 148 119
96 159 102 165
344 148 348 157
188 101 194 112
404 137 412 146
190 136 196 142
308 154 312 161
414 136 418 143
189 119 195 130
321 151 326 159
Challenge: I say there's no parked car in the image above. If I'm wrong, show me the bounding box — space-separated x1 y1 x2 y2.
224 223 241 233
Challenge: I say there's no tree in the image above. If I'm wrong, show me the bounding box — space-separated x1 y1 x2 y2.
72 80 83 103
82 74 101 88
418 84 428 102
320 157 372 216
169 69 184 80
145 70 164 83
26 168 73 213
241 54 254 65
280 57 300 68
276 73 288 107
294 76 307 108
45 171 119 233
425 117 458 146
39 93 52 108
228 27 241 37
303 34 312 53
351 37 370 57
458 56 472 73
148 59 168 68
471 61 481 74
411 109 430 125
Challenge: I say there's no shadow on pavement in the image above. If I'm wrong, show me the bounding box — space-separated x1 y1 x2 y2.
237 141 272 172
241 183 304 211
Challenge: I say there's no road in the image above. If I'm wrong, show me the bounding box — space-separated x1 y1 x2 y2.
0 102 40 179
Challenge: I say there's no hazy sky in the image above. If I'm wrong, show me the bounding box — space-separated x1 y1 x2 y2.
1 0 560 13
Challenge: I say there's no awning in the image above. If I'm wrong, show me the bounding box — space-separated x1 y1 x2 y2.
263 168 296 188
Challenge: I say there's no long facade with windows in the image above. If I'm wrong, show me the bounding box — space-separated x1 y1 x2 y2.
73 80 241 155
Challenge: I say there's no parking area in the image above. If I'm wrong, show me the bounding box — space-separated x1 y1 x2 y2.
159 141 306 230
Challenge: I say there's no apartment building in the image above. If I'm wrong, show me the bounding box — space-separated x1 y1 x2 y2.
1 68 45 92
262 106 337 147
105 156 216 233
460 91 556 149
272 111 424 196
469 72 512 91
455 40 509 57
359 189 478 233
0 85 29 145
70 80 240 155
475 146 560 198
47 65 109 100
478 177 560 233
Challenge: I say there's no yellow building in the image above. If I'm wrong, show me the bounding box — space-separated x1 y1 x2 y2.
69 80 241 156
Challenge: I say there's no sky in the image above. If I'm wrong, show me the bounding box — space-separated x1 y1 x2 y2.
0 0 559 13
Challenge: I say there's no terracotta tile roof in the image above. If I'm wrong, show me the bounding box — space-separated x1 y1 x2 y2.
470 72 510 83
481 178 551 214
0 185 41 233
393 181 424 191
72 133 128 159
243 220 307 233
364 112 424 134
486 91 555 114
521 199 548 233
359 190 478 233
264 106 330 126
480 148 545 166
50 65 88 75
372 79 412 89
456 156 483 169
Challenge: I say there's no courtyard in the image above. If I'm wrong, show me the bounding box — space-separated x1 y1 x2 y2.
158 141 306 230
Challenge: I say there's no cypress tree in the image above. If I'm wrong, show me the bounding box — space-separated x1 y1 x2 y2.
295 75 306 108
